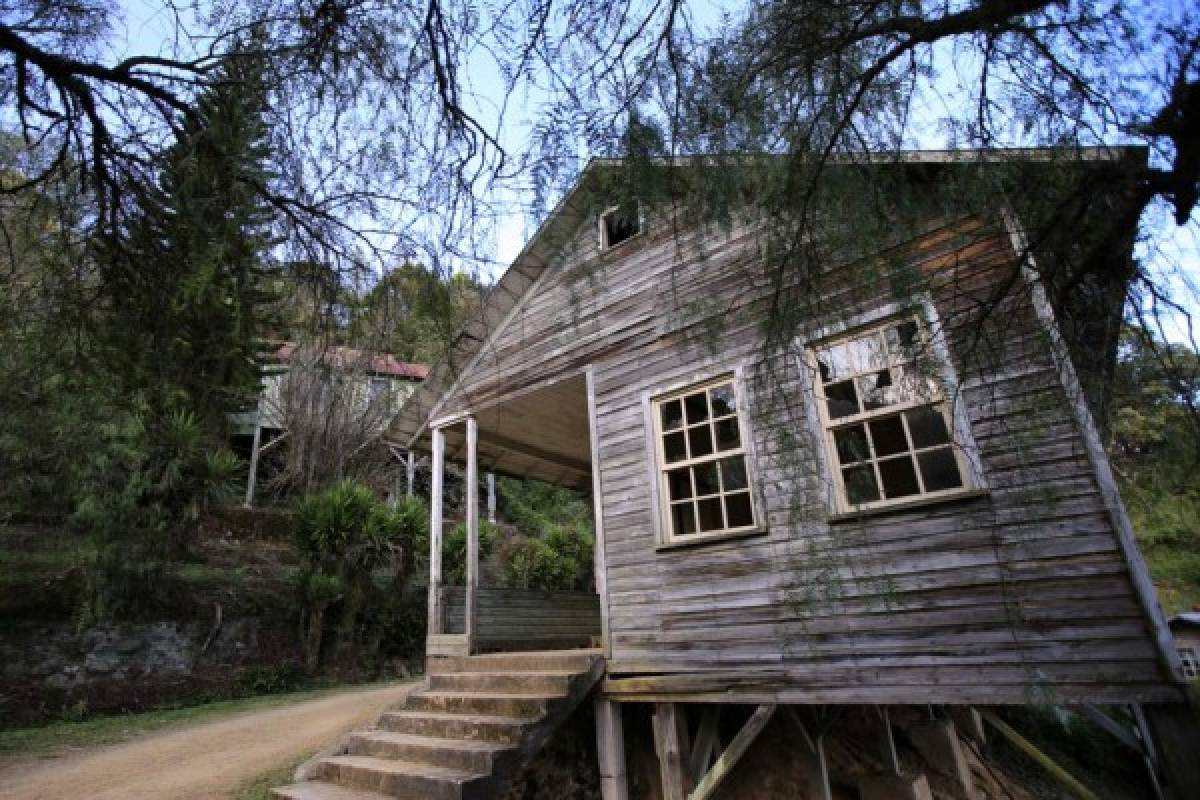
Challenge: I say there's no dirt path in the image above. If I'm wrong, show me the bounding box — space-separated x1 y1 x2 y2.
0 682 419 800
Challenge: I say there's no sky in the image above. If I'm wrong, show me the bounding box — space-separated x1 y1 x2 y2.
110 0 1198 343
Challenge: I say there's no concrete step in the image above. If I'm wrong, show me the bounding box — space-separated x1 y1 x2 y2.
427 649 601 675
270 781 392 800
427 670 578 694
378 710 531 745
316 755 490 800
405 690 558 719
345 730 513 773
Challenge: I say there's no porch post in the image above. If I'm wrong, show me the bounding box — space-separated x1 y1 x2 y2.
465 416 480 652
406 450 415 497
428 427 445 639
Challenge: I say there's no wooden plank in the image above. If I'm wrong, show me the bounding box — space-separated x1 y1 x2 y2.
587 366 614 658
688 707 721 786
427 427 445 642
653 703 687 800
690 704 777 800
595 697 629 800
465 417 479 652
1005 210 1184 686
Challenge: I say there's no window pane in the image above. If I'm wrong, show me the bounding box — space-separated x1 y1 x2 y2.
604 203 640 247
725 492 754 528
834 425 870 465
671 502 697 536
843 465 880 505
667 467 693 500
869 415 908 457
697 497 724 532
819 334 888 382
685 392 709 424
709 384 736 417
878 456 920 498
688 425 714 458
886 319 920 360
825 380 859 418
858 369 898 410
906 405 951 448
660 399 684 431
893 363 940 403
693 462 720 496
917 447 963 491
720 456 748 491
715 418 741 451
664 432 687 463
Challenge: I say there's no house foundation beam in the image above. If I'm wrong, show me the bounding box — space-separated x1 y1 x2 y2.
1141 704 1200 800
905 718 975 800
857 771 933 800
690 704 776 800
594 697 629 800
652 703 687 800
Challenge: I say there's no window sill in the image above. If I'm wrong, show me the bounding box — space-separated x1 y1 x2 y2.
828 488 990 524
655 526 769 552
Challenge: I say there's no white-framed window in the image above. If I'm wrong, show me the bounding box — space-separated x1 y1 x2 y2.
806 312 978 514
1181 647 1199 680
650 375 759 544
599 202 641 250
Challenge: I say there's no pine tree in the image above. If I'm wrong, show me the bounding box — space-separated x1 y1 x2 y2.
97 41 277 429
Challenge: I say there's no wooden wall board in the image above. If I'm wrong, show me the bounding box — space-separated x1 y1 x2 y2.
404 183 1183 705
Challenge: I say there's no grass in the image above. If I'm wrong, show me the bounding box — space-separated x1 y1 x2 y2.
0 685 349 758
232 755 309 800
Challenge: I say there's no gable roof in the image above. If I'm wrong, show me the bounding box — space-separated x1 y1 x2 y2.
384 146 1141 451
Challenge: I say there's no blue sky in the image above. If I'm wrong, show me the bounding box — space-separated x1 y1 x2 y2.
111 0 1197 342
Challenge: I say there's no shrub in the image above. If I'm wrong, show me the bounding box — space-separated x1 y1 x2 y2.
291 482 427 675
441 521 497 585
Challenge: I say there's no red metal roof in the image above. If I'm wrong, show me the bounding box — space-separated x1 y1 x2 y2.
272 343 429 379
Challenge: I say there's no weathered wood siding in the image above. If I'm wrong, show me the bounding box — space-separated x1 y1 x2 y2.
436 210 1181 704
442 587 601 650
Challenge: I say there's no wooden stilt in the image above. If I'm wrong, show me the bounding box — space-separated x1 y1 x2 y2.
243 413 262 508
690 704 776 800
406 450 415 497
878 705 901 776
594 697 629 800
653 703 687 800
688 707 721 785
1140 704 1200 800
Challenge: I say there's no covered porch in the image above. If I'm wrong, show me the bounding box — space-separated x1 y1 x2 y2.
419 373 605 659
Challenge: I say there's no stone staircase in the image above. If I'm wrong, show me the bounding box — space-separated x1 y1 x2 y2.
272 649 604 800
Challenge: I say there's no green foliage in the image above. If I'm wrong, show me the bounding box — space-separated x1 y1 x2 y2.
441 521 497 585
237 662 307 696
93 41 277 429
501 524 594 592
1109 326 1200 614
494 478 595 591
355 263 485 363
291 482 427 675
294 481 380 562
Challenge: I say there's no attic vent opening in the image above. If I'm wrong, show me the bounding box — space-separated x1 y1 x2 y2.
600 202 641 249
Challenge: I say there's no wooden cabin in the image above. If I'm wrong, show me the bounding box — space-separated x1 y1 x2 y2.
382 148 1194 799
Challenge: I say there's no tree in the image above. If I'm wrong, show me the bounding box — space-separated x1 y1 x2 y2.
94 40 277 429
355 263 485 363
1109 325 1200 613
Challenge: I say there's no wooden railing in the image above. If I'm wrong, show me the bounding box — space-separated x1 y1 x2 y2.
440 587 601 651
